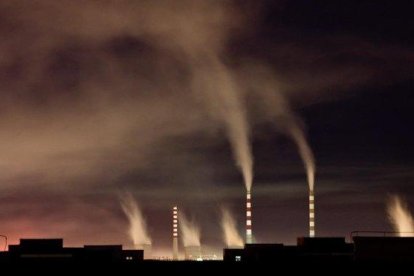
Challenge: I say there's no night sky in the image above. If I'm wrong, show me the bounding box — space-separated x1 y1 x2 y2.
0 1 413 257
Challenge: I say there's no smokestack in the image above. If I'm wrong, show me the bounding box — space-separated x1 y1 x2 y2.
246 191 253 244
309 189 315 237
173 206 179 260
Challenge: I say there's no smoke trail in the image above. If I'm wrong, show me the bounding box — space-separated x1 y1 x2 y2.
190 58 253 192
216 63 253 193
120 192 151 247
238 65 315 191
218 76 253 193
179 211 201 247
221 208 243 248
387 195 414 237
150 1 254 193
287 125 316 191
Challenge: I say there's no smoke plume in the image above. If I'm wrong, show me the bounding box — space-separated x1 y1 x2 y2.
238 64 315 191
179 211 201 247
221 208 243 248
167 1 254 193
387 195 414 237
120 192 151 247
190 58 254 192
288 126 316 191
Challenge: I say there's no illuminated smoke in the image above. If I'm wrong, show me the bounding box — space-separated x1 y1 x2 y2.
213 62 254 193
179 212 201 247
288 126 316 191
190 58 253 192
221 208 243 248
120 192 151 247
238 64 315 191
151 1 254 193
387 195 414 237
238 65 316 237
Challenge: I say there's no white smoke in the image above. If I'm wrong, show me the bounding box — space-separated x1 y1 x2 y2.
387 195 414 237
170 1 254 193
190 58 253 192
120 192 151 247
179 211 201 247
288 126 316 191
238 64 316 191
221 208 243 248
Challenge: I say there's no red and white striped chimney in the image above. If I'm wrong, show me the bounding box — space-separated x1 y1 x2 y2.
246 192 252 244
173 206 179 260
309 190 315 237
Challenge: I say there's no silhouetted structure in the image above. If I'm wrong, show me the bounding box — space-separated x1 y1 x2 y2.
3 235 414 270
224 237 353 263
354 236 414 263
172 206 179 260
4 239 143 264
244 243 284 262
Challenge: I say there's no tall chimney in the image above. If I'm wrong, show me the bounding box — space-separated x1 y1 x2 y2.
173 206 179 260
309 189 315 237
246 191 252 244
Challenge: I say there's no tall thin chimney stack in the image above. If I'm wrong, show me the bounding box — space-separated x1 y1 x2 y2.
173 206 179 260
309 190 315 237
246 192 252 244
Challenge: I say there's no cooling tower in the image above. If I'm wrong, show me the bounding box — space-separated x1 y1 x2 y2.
173 206 179 260
246 191 253 244
309 189 315 237
184 245 202 261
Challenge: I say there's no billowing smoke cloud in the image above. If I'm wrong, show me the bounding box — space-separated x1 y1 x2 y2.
158 1 254 193
179 211 201 247
1 1 411 195
221 208 243 248
0 1 411 194
120 192 151 246
387 195 414 237
190 59 253 192
238 64 316 191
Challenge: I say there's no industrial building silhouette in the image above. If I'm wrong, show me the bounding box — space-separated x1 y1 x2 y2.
224 235 414 265
1 235 414 270
224 237 353 263
1 239 143 264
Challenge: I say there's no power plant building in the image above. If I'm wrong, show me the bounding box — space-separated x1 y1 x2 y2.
4 239 143 264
